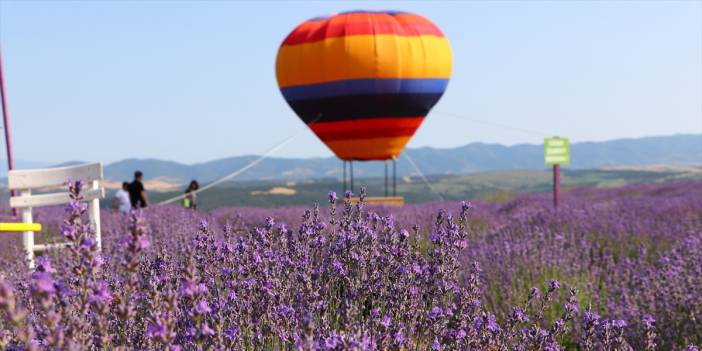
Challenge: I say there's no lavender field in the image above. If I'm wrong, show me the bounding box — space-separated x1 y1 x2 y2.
1 181 701 350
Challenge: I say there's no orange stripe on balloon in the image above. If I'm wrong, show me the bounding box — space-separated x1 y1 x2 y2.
323 136 413 161
276 35 452 87
316 128 418 142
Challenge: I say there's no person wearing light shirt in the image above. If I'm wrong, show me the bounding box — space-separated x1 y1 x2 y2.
112 182 132 213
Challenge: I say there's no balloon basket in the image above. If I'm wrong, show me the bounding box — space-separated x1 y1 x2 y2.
350 196 404 207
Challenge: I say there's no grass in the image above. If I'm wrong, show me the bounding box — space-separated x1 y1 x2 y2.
138 168 702 210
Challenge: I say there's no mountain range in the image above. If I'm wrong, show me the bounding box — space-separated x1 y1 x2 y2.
4 134 701 184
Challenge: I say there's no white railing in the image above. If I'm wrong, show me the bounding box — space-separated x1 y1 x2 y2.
7 162 104 268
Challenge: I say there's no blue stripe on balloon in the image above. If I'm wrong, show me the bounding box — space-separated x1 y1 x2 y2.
281 78 449 101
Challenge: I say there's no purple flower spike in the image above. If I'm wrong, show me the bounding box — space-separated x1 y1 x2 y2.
148 322 167 338
612 319 627 328
89 282 113 305
201 323 215 336
31 271 56 296
81 238 96 250
35 256 55 273
394 330 405 344
381 315 391 328
0 280 15 307
137 235 151 250
432 337 441 350
60 225 78 240
195 300 211 315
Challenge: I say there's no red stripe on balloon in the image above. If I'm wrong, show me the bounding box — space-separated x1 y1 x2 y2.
310 117 424 132
283 15 443 46
309 117 425 141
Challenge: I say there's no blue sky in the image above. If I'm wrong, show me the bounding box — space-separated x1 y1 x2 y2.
1 0 700 164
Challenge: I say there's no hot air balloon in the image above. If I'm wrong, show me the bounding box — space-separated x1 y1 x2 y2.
276 10 452 199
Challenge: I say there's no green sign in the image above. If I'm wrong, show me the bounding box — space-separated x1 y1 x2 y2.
544 137 570 165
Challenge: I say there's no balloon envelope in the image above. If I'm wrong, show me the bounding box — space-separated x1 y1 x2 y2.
276 10 452 161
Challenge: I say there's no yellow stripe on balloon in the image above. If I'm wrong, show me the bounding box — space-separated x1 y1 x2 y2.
323 136 413 161
277 35 452 88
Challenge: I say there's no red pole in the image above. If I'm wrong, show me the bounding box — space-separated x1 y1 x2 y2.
0 47 18 216
553 164 560 208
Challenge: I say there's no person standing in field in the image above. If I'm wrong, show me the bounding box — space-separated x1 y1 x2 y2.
112 181 132 213
128 170 149 209
182 180 199 210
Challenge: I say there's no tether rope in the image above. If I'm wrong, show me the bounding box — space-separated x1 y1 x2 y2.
403 153 444 202
155 115 322 206
433 110 551 137
155 133 301 206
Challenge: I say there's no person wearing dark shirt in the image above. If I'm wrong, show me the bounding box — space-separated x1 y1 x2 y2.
128 171 149 208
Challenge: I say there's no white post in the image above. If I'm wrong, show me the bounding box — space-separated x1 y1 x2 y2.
19 188 35 269
88 179 102 251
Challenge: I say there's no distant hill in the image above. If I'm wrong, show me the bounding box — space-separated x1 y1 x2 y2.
2 134 700 183
101 134 700 183
398 133 702 175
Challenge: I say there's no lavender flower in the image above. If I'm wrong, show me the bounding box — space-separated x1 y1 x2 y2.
0 181 698 350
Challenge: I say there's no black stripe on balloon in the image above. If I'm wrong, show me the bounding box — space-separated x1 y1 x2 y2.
286 93 445 124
